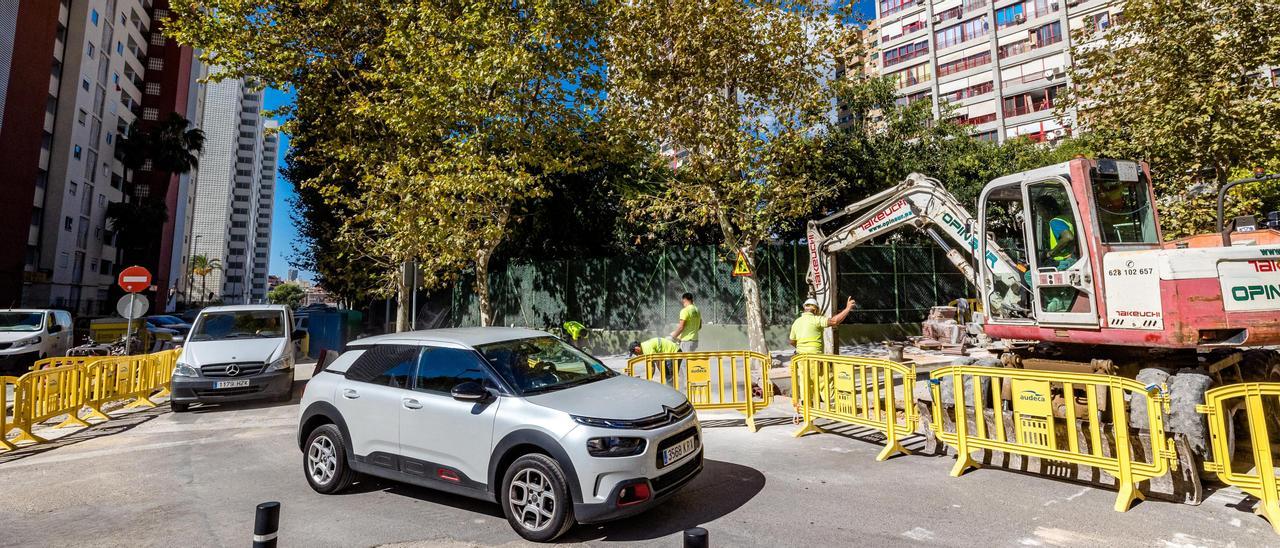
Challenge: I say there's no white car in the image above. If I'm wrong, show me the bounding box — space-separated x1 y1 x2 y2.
298 327 702 542
0 309 73 375
170 304 306 411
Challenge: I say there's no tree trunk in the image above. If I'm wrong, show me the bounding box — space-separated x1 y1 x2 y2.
739 247 769 356
395 263 411 332
475 246 495 327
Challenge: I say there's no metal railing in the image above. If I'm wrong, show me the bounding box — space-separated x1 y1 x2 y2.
626 351 771 432
1199 383 1280 534
792 355 918 461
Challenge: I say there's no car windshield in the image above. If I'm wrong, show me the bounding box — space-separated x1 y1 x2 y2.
476 336 615 395
190 310 286 341
0 312 44 332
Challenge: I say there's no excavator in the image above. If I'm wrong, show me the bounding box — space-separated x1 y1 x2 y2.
805 156 1280 471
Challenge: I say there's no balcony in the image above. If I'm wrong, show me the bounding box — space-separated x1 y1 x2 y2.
954 113 997 126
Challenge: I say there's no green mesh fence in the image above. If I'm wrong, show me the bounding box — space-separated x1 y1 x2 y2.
450 244 971 329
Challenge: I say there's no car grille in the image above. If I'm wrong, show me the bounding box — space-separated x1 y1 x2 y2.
193 385 264 397
201 362 266 378
651 451 702 496
577 401 694 430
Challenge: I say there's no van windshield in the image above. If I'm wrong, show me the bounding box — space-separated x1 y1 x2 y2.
190 310 286 341
0 312 44 332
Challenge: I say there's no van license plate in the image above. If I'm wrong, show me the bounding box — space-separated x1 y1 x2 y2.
661 435 698 467
215 380 250 389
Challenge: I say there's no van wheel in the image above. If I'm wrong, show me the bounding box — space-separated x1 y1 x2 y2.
171 402 190 413
501 454 575 542
304 424 356 494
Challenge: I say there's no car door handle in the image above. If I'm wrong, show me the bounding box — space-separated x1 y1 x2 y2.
402 398 422 410
342 389 359 399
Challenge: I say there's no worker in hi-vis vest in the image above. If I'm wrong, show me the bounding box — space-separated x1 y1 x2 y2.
1035 194 1078 270
629 337 681 386
789 296 856 354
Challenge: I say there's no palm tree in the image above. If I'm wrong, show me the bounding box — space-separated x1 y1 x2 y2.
191 255 223 305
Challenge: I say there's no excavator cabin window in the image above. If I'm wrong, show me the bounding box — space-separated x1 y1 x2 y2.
1092 170 1158 244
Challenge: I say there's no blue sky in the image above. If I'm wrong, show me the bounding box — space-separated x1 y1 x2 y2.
261 0 874 285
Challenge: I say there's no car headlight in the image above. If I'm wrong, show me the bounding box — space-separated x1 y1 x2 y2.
12 336 41 347
265 355 292 372
173 362 199 377
586 437 647 457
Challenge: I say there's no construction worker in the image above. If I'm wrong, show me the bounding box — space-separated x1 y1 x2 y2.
789 296 856 354
1034 194 1077 270
669 292 701 352
629 337 681 386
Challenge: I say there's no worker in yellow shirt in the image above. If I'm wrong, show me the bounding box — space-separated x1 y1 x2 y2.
669 293 701 352
789 296 856 354
789 296 856 419
629 337 681 386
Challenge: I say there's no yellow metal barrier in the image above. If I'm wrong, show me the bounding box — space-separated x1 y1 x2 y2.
7 364 91 445
626 351 771 431
929 365 1178 512
30 355 100 372
1 375 18 451
1198 383 1280 534
792 355 918 461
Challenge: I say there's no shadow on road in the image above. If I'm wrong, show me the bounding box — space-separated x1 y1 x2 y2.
805 420 933 459
340 475 506 519
562 458 766 543
0 404 168 464
698 416 793 431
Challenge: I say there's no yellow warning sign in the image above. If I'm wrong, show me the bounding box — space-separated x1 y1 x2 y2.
732 250 753 277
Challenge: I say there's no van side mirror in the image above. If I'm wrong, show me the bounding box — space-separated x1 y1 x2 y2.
172 335 185 345
451 381 489 402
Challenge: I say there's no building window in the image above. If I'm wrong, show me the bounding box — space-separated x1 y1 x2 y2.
883 40 929 68
1087 12 1111 34
150 32 166 46
82 79 90 91
890 63 933 90
879 0 914 17
238 144 254 151
232 209 249 216
1030 21 1063 49
64 217 73 231
87 42 95 57
117 41 124 55
1002 84 1065 117
59 252 70 269
943 81 994 102
91 9 99 25
100 260 112 275
143 107 159 121
69 182 78 196
73 145 82 159
1031 0 1059 18
147 58 164 71
934 16 990 50
106 132 113 145
974 130 999 142
78 109 88 125
938 51 991 77
995 4 1025 29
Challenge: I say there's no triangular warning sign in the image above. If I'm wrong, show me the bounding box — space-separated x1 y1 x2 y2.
732 250 753 277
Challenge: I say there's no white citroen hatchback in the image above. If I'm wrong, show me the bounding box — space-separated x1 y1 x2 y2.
297 327 702 542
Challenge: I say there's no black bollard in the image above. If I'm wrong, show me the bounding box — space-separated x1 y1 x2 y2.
253 501 281 548
683 527 708 548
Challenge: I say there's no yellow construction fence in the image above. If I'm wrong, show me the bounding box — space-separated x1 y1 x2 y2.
792 355 918 461
1 348 180 452
626 350 772 431
928 365 1178 512
1199 383 1280 534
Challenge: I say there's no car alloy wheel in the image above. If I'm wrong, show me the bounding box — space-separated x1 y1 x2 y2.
308 434 338 486
508 468 556 533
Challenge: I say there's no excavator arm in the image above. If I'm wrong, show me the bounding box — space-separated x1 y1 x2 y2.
804 174 1030 350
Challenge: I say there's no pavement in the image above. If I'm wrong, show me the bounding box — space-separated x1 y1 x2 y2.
0 366 1276 547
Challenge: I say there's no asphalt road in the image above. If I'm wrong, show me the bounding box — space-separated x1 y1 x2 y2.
0 372 1274 547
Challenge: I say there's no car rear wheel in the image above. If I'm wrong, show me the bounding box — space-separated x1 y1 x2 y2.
501 454 575 542
304 424 356 494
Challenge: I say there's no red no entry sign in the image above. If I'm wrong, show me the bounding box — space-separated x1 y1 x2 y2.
118 265 152 293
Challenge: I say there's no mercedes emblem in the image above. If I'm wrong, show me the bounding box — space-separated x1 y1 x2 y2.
225 364 241 377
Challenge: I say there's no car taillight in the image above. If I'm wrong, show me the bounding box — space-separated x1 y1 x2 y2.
617 482 651 507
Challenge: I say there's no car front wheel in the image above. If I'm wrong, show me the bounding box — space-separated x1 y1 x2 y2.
304 424 356 494
501 454 575 542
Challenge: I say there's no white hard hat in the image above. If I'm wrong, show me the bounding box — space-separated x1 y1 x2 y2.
803 298 819 307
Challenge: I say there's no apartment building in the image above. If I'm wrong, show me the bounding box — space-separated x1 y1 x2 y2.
835 22 881 128
190 73 276 305
874 0 1122 142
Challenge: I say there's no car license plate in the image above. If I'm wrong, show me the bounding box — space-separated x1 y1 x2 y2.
661 435 698 467
214 379 250 389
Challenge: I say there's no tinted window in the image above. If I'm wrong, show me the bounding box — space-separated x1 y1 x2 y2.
346 345 420 389
413 347 491 394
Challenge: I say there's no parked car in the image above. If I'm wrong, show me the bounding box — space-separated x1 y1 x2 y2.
0 309 74 374
146 314 192 337
169 304 306 412
297 327 702 542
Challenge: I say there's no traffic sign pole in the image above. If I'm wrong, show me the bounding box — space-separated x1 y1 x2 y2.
125 294 136 355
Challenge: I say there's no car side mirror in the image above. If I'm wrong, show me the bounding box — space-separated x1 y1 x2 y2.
451 381 489 402
291 329 307 340
47 324 63 334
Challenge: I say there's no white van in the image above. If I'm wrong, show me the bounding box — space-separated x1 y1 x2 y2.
169 304 305 411
0 309 74 375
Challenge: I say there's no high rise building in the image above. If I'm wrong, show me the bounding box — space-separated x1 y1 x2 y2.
834 22 880 128
190 71 275 305
1 0 203 315
873 0 1121 143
